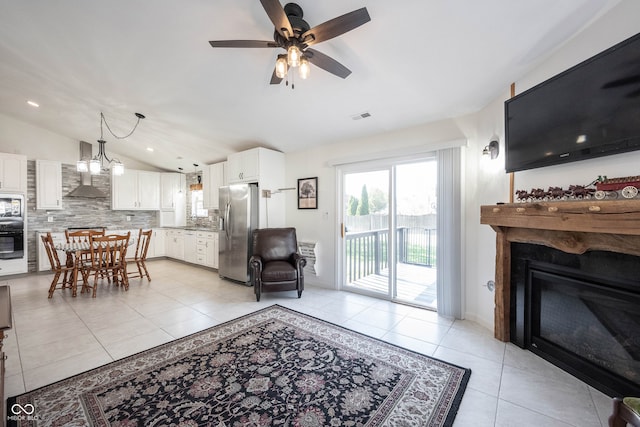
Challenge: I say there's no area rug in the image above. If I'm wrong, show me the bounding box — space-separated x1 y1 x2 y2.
7 305 471 426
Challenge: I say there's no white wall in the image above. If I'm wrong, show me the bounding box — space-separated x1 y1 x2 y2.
0 113 163 171
1 0 637 332
511 0 640 193
285 0 640 331
464 0 640 330
284 118 467 289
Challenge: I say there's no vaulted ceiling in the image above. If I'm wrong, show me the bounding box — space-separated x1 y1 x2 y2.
0 0 621 171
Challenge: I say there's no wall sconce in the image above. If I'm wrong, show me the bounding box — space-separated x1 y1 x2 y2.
483 139 499 159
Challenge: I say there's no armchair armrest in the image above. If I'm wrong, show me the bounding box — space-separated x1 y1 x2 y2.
292 253 307 269
249 255 263 271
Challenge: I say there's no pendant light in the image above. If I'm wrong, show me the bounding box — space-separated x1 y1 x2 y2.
189 164 203 191
76 112 145 175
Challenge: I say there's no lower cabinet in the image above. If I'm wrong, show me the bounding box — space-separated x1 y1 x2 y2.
166 230 185 261
151 229 166 257
37 228 216 272
183 231 197 264
196 231 218 269
162 229 217 269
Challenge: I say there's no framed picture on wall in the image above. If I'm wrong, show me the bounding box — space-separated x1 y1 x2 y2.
298 177 318 209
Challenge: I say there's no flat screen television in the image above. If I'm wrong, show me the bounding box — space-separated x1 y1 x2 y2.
505 31 640 173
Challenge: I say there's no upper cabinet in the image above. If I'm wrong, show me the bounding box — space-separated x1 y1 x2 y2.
226 149 262 183
159 173 186 227
203 161 226 209
160 173 184 211
36 160 62 210
227 147 285 228
111 169 160 210
0 153 27 193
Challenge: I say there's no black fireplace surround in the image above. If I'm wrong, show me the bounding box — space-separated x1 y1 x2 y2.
511 242 640 397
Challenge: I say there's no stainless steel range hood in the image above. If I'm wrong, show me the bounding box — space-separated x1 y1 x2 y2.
67 141 108 198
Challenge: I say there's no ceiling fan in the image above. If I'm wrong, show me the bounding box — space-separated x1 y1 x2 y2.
209 1 371 86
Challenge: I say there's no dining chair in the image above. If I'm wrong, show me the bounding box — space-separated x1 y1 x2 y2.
66 228 107 282
80 232 131 297
64 228 106 244
41 233 78 298
127 229 152 281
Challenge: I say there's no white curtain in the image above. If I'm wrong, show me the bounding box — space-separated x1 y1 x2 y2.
436 147 463 318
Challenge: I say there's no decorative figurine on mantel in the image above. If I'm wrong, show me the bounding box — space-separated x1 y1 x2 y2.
515 175 640 202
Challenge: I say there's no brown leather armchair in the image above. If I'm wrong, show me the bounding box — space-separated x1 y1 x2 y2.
249 228 306 302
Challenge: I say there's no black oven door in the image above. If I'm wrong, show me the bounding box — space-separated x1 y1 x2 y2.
0 229 24 259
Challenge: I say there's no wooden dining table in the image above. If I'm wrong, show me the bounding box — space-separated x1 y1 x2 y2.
54 238 135 296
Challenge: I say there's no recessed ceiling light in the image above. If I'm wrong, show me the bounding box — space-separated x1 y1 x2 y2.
146 147 154 152
27 100 39 108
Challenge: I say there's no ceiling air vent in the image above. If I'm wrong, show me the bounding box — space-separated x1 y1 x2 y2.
351 112 371 121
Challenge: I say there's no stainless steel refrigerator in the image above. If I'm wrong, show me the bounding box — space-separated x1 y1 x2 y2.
218 183 259 284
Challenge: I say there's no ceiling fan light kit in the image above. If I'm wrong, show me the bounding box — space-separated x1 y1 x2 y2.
209 1 370 88
275 54 288 78
287 45 301 67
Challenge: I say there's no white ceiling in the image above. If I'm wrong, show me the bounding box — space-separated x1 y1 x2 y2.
0 0 621 172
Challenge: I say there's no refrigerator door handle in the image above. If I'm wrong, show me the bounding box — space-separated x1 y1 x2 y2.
224 202 231 240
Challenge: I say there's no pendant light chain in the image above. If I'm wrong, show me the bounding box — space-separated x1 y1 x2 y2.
77 111 145 176
100 112 144 140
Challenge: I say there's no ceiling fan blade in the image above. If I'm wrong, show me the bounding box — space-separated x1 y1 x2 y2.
301 8 370 46
305 48 351 79
260 0 294 39
209 40 278 48
270 68 283 85
601 74 640 89
626 87 640 98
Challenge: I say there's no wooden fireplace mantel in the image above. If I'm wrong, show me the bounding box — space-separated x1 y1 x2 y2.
480 199 640 341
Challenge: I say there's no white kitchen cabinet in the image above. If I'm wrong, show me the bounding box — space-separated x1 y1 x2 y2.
0 153 27 193
225 147 285 228
37 231 66 272
196 231 218 268
160 173 183 211
111 169 160 210
151 229 166 257
165 229 184 260
183 231 197 264
36 160 63 210
202 162 226 209
226 148 261 183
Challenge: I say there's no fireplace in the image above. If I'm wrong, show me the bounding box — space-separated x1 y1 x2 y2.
511 243 640 396
481 199 640 397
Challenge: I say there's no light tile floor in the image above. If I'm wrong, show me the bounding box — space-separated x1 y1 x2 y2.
2 259 614 426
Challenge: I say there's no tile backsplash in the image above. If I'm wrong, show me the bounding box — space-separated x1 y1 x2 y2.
185 171 219 229
26 161 159 272
26 163 219 272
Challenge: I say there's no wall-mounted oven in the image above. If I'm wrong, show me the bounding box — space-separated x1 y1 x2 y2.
0 194 25 260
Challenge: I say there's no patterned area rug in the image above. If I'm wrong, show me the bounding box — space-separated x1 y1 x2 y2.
7 305 471 426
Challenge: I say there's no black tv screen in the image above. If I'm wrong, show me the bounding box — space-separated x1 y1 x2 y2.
505 31 640 173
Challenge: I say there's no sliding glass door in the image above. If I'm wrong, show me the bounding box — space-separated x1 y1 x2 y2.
342 168 391 298
394 160 437 309
340 157 438 310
